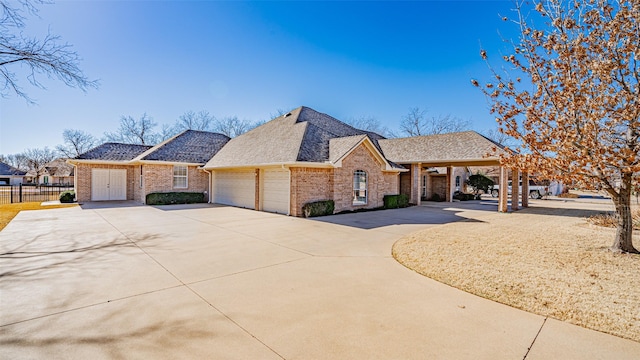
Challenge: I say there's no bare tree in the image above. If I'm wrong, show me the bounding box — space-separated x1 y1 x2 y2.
0 0 98 102
345 115 395 138
174 110 214 132
21 147 57 183
474 0 639 253
56 129 97 158
0 153 28 171
483 128 516 148
214 116 253 138
104 113 159 145
400 107 470 136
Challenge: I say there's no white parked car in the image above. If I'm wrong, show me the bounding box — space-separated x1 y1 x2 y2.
491 180 550 199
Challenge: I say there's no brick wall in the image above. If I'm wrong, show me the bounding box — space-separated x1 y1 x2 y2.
74 163 136 202
290 167 333 217
142 164 209 203
333 144 400 213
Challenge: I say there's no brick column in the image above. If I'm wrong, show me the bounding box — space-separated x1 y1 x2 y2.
511 169 519 211
411 163 420 204
498 166 509 212
521 171 529 208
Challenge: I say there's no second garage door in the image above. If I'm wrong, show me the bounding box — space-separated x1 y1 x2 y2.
213 170 255 209
91 169 127 201
262 169 290 214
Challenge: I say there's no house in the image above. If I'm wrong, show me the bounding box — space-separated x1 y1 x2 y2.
68 130 230 203
0 162 26 185
25 159 75 185
203 106 407 216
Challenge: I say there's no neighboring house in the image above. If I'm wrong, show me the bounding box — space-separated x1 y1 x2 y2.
25 159 75 185
0 162 26 185
68 130 230 203
203 106 407 216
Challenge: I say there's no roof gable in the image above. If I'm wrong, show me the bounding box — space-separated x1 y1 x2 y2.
75 143 152 161
139 130 230 164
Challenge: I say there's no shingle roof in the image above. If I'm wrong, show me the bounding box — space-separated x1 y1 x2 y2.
0 161 26 176
75 143 152 161
43 159 74 176
139 130 230 164
329 135 368 163
378 131 507 164
205 106 391 168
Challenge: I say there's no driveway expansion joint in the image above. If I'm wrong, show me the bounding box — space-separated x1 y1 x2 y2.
523 317 547 360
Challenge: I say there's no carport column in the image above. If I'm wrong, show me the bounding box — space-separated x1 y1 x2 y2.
511 169 519 211
447 166 455 202
255 169 261 211
521 171 529 208
498 166 509 212
411 163 421 205
416 163 422 205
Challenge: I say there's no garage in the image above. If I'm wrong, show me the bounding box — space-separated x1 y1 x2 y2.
213 170 255 209
91 169 127 201
262 169 290 214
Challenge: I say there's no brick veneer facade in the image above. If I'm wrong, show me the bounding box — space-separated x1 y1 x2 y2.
140 164 209 203
74 163 137 202
289 144 400 216
74 163 209 203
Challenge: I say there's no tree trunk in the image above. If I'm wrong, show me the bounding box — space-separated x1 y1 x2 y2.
611 173 638 254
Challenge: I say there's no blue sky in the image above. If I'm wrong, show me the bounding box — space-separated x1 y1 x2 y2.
0 0 519 155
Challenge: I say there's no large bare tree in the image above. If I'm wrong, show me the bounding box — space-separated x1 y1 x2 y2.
104 113 159 145
174 110 215 132
474 0 639 253
400 107 470 136
0 0 97 102
346 115 396 138
214 116 253 138
21 147 56 183
56 129 97 157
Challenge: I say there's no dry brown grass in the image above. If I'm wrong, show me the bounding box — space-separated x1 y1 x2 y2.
393 202 640 342
0 202 77 231
588 208 640 230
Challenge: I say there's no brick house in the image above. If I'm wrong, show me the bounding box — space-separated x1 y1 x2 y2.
68 130 230 203
203 106 407 216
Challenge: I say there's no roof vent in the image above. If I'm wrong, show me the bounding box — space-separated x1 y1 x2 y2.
284 112 292 117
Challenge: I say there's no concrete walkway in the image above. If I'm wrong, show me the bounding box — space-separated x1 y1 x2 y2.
0 203 638 359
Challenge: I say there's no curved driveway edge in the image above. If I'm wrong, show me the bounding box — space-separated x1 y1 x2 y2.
1 203 638 359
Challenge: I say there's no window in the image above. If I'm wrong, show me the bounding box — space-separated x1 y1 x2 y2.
455 176 461 190
173 165 188 188
353 170 367 205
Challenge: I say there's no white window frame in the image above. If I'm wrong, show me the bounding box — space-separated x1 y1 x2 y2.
353 170 367 205
173 165 188 189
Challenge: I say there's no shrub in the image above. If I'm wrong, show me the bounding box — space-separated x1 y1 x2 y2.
59 191 75 203
430 193 443 202
383 194 409 209
146 192 205 205
302 200 335 217
466 173 495 196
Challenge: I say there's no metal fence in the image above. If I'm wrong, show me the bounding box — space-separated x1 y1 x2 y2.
0 184 74 205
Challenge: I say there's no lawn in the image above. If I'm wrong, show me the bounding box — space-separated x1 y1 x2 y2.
0 202 78 231
393 201 640 343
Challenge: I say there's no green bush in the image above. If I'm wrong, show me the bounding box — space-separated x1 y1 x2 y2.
466 173 495 196
59 190 75 203
383 194 409 209
430 193 444 202
146 192 205 205
302 200 335 217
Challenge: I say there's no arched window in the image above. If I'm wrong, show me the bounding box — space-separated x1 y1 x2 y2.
455 175 461 190
353 170 367 205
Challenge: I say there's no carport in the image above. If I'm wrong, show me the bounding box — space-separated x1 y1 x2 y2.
378 131 528 212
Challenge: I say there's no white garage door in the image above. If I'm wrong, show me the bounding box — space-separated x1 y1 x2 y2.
213 170 255 209
262 169 289 214
91 169 127 201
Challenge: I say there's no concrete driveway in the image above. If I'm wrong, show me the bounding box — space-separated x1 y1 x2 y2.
1 203 638 359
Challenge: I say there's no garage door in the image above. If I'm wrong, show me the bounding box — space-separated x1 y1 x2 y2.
262 169 289 214
92 169 127 201
213 170 255 209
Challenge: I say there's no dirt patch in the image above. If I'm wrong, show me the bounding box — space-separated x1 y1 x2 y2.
392 201 640 342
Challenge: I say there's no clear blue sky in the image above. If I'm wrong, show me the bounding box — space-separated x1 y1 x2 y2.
0 0 519 155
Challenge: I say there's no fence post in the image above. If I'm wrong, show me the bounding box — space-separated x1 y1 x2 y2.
19 183 23 203
10 185 14 203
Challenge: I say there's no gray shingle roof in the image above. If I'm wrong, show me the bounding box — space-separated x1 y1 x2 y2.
204 106 391 168
75 143 152 161
0 161 26 175
378 131 507 164
140 130 230 164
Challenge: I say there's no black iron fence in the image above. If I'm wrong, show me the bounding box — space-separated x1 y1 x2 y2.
0 184 74 205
